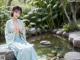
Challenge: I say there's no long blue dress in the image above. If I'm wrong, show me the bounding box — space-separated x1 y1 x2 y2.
5 19 38 60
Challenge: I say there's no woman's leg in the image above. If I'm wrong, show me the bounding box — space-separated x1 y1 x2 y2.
17 45 38 60
8 42 38 60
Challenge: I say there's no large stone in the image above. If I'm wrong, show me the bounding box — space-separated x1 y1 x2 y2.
56 29 64 35
40 40 52 47
40 40 51 45
52 29 58 34
69 32 80 47
68 33 78 42
64 52 80 60
0 44 16 60
29 27 37 34
62 32 69 38
73 38 80 47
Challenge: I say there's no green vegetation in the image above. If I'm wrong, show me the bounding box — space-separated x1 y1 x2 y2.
63 23 79 32
0 0 80 35
0 0 80 59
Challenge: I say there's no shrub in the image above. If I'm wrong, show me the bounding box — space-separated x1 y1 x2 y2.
63 23 79 32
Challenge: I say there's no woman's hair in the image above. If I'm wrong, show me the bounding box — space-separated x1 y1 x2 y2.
11 6 22 17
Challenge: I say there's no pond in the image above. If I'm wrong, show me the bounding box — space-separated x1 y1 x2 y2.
28 33 73 60
0 33 74 60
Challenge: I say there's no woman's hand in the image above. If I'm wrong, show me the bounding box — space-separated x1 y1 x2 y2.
14 26 20 34
13 21 20 34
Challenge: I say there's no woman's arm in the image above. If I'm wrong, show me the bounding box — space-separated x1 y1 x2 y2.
5 20 15 45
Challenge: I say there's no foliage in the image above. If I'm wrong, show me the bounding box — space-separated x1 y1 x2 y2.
0 0 80 35
24 0 65 31
63 23 79 32
0 7 10 35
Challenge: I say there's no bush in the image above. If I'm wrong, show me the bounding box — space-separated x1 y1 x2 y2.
0 7 10 35
63 23 79 32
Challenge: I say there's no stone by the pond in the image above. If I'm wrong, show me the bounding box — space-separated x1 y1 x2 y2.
50 57 57 60
0 44 16 60
40 40 51 45
64 52 80 60
69 32 80 41
38 55 47 60
62 32 69 38
52 29 58 34
56 30 63 35
40 40 52 47
69 33 79 42
29 27 37 34
73 38 80 47
69 32 80 47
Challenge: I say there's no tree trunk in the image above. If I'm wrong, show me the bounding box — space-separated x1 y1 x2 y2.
70 2 77 24
63 6 71 23
60 0 71 23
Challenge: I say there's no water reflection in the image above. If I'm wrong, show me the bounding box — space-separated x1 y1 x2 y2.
28 34 73 60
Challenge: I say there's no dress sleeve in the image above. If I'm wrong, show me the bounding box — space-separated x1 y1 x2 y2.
5 20 15 45
21 20 28 44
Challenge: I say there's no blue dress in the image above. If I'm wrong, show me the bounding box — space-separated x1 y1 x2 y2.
5 19 38 60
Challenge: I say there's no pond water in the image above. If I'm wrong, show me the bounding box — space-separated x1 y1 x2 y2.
0 33 74 60
28 34 73 60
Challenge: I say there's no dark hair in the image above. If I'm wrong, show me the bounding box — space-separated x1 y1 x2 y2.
11 6 22 17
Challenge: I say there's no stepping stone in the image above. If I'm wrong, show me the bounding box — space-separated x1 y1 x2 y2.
64 52 80 60
69 32 80 47
40 40 51 45
62 32 69 38
40 40 52 47
0 44 16 60
69 33 78 42
52 29 58 34
73 38 80 47
56 30 63 35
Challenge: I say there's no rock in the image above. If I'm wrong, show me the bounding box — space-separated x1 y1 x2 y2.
0 44 16 60
57 53 62 58
52 29 58 34
51 50 57 56
68 37 73 43
64 52 80 60
47 54 54 57
56 30 63 35
69 33 78 42
40 40 51 45
29 27 37 34
69 32 80 47
40 40 52 47
62 32 69 38
38 55 47 60
51 57 57 60
73 38 80 47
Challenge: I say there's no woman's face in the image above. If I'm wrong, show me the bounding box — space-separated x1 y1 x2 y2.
13 10 21 19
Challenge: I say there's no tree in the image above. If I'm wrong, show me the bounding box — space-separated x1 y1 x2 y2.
60 0 79 24
60 0 71 23
70 2 77 24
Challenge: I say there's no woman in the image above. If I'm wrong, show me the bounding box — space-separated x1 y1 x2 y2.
5 6 38 60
